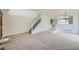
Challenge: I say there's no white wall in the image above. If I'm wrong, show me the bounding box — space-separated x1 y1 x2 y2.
72 13 79 34
2 9 39 37
3 15 32 36
32 14 51 33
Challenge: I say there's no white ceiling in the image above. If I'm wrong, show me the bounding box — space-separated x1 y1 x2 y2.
37 9 79 14
34 9 79 18
2 9 79 17
8 9 39 17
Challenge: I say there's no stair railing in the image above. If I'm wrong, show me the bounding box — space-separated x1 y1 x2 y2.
29 14 41 34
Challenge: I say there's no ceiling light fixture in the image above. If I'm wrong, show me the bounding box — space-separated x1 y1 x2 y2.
62 9 73 20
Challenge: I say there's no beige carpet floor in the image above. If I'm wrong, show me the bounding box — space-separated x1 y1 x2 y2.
4 31 79 50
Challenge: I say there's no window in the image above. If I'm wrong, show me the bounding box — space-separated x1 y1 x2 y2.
58 20 69 24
